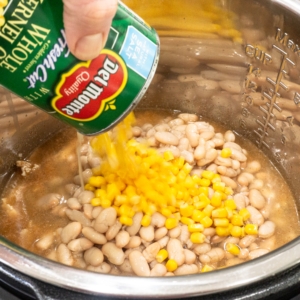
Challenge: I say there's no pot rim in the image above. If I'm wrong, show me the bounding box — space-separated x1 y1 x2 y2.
1 235 300 298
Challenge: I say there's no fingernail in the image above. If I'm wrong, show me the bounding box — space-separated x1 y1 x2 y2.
74 33 104 61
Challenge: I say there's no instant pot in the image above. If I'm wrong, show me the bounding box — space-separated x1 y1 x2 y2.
2 0 300 299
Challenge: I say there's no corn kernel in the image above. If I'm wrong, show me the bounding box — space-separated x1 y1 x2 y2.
224 199 236 210
84 184 96 191
239 208 251 221
203 204 214 217
119 215 133 226
224 187 233 195
101 199 112 208
230 226 243 237
201 170 215 180
212 208 228 218
200 216 213 228
163 151 174 161
156 249 168 263
165 217 178 229
221 148 232 158
161 207 172 218
225 243 240 255
190 232 205 244
182 163 192 174
213 182 225 192
181 217 195 226
180 204 194 217
188 223 204 233
244 224 258 235
210 191 223 207
198 187 209 196
91 197 102 206
192 210 206 223
166 259 178 272
216 226 230 237
119 204 134 217
202 265 214 272
88 176 106 188
199 178 211 187
141 214 151 227
214 218 229 227
231 214 244 226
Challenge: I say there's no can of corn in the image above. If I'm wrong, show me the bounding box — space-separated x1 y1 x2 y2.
0 0 159 135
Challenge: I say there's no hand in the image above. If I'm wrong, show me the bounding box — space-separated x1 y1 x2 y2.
63 0 118 61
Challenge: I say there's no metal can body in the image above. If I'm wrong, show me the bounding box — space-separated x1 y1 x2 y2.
0 0 159 135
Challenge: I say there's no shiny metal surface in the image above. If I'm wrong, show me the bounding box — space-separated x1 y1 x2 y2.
1 0 300 298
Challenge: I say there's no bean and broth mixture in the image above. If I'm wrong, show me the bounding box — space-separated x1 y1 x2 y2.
1 110 299 276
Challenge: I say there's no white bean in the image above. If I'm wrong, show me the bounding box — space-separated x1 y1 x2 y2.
167 238 185 266
259 221 276 239
168 226 181 239
233 194 247 210
126 212 143 236
35 232 54 251
237 172 254 186
246 206 264 226
82 227 107 244
77 190 94 204
154 227 168 240
139 225 155 242
224 130 235 142
239 235 256 248
124 236 142 248
155 132 179 146
115 231 130 248
102 242 125 265
66 209 91 227
142 242 161 263
245 161 261 173
57 244 73 266
220 176 237 189
67 238 93 252
249 189 266 210
87 262 111 274
84 247 104 267
178 113 198 123
67 198 82 210
105 220 122 240
206 248 225 263
186 123 200 147
151 212 166 228
184 249 196 264
174 264 198 275
61 222 82 244
194 145 206 160
94 207 117 233
129 251 151 276
37 193 60 210
119 259 134 274
249 249 269 260
150 264 167 276
157 236 169 248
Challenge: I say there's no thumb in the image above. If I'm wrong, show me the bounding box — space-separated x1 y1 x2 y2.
63 0 118 61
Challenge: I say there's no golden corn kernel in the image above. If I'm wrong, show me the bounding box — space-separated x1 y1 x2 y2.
91 197 101 206
106 183 120 201
212 174 221 183
173 212 181 221
181 217 195 226
213 182 225 192
129 195 141 205
161 207 172 218
216 226 230 237
199 178 211 187
214 218 229 227
231 214 244 226
201 170 215 180
203 204 214 217
119 204 134 217
192 210 206 223
239 208 251 221
188 223 204 233
119 215 133 226
225 207 233 219
225 243 240 256
221 148 232 158
177 170 187 182
166 259 178 272
88 176 106 188
202 265 214 272
200 216 213 228
190 232 205 244
141 214 151 227
167 206 177 213
198 187 209 197
165 217 178 229
180 204 194 217
224 187 233 195
210 191 223 207
163 150 174 161
114 195 128 206
244 224 258 235
230 226 243 237
101 199 112 208
182 163 193 174
224 199 236 210
184 176 195 189
212 208 228 218
156 249 168 263
84 184 96 192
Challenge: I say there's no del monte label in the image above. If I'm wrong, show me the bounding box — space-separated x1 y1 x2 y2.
52 50 128 122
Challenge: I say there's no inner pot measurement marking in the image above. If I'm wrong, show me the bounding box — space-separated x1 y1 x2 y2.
244 44 296 150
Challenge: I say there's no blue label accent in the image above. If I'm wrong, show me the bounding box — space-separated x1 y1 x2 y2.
119 26 157 79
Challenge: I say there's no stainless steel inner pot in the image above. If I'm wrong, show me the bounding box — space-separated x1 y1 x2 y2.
1 0 300 298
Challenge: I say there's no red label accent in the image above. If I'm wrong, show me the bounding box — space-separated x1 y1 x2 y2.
52 49 128 121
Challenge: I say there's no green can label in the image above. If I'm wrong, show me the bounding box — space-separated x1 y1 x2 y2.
0 0 159 135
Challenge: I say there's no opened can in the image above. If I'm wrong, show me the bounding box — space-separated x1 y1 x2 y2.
0 0 159 135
